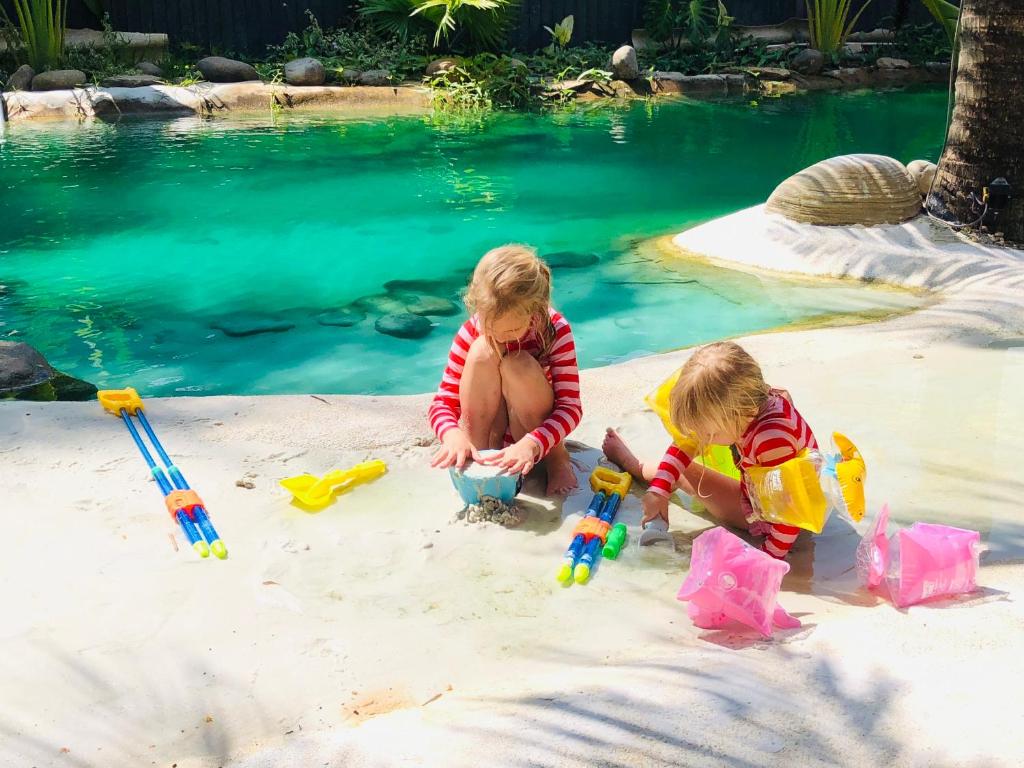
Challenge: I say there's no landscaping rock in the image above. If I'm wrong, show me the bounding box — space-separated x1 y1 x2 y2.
49 372 98 401
926 61 951 76
196 56 260 83
136 61 164 77
210 314 294 337
834 67 869 85
544 251 599 269
31 69 87 91
404 295 460 317
285 57 325 86
653 73 727 94
611 45 640 81
375 313 432 339
426 58 459 76
753 66 791 81
766 154 922 226
315 307 366 327
6 64 34 91
876 57 912 69
790 49 825 76
339 68 363 84
848 28 895 43
721 73 752 93
358 70 392 86
0 341 55 392
907 159 938 196
100 74 164 88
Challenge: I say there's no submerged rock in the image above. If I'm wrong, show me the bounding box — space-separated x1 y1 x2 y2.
375 313 432 339
543 251 600 269
315 307 366 327
352 293 408 316
404 295 460 317
210 314 295 337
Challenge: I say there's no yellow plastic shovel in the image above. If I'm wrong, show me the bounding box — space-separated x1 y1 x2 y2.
280 460 387 509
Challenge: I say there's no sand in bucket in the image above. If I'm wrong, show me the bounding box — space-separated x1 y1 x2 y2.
450 450 524 526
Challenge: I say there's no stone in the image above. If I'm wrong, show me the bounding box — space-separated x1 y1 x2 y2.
907 159 938 196
0 341 56 392
790 49 825 76
843 42 864 55
136 61 164 77
196 56 260 83
610 45 640 81
6 64 34 91
31 69 87 91
404 295 460 317
876 57 911 70
834 67 869 85
315 307 366 327
375 313 432 339
100 74 164 88
926 61 951 76
284 57 325 86
753 67 791 81
544 251 599 269
426 58 459 76
653 73 727 94
384 277 456 293
339 69 363 84
210 314 294 337
352 293 408 315
721 73 752 93
358 70 392 87
49 372 98 401
848 28 895 43
766 154 923 226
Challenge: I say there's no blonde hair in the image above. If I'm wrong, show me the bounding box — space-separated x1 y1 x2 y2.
669 341 771 448
465 244 555 354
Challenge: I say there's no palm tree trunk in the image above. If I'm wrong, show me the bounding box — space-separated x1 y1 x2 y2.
926 0 1024 243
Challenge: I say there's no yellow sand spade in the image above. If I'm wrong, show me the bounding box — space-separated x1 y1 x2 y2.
280 460 387 509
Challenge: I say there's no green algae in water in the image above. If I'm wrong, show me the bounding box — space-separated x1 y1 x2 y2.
0 89 947 395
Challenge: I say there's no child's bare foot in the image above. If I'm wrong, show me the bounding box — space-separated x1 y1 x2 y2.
602 428 644 479
545 444 578 496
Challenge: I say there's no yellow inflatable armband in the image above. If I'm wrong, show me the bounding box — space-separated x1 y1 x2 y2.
831 431 866 522
644 367 700 455
746 450 829 534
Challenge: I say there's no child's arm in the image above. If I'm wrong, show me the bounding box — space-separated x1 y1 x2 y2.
525 314 583 457
643 444 694 525
428 319 481 468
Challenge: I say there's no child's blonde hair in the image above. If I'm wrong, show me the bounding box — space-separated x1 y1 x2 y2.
465 244 555 353
669 341 771 446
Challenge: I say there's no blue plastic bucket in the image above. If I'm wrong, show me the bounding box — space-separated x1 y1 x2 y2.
449 449 523 505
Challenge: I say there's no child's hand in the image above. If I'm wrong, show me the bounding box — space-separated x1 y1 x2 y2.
641 492 670 528
481 437 542 476
431 429 481 470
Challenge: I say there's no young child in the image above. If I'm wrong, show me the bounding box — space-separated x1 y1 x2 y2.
428 244 581 496
603 341 815 559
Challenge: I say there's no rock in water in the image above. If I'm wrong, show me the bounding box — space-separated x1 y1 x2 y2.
375 313 432 339
210 314 295 337
315 307 366 327
197 56 260 83
766 154 923 226
543 251 599 269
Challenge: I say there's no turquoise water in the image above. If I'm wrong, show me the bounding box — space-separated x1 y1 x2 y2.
0 89 946 395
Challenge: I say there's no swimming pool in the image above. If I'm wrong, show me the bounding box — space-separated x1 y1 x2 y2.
0 89 946 395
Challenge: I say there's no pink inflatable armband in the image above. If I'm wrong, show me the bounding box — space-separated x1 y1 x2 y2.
855 503 890 588
677 527 801 637
886 523 981 608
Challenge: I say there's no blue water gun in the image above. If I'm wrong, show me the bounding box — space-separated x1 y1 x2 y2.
556 467 633 584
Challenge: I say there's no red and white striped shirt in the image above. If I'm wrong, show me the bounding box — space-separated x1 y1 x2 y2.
649 391 817 559
427 308 582 457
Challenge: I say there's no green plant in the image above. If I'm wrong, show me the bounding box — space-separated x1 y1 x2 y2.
61 13 132 83
1 0 68 70
359 0 517 51
427 52 533 112
806 0 872 55
543 14 573 53
644 0 733 51
920 0 959 45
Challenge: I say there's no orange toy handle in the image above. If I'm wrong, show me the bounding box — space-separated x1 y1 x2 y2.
165 489 203 520
573 516 612 544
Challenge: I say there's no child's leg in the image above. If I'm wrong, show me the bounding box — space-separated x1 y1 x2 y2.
603 428 747 529
500 351 577 495
459 336 508 449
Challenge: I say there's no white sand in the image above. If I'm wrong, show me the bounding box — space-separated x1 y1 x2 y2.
2 207 1023 767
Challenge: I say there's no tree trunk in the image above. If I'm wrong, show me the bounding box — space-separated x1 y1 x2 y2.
926 0 1024 244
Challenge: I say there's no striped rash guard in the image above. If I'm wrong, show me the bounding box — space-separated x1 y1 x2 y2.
427 308 582 457
648 391 817 559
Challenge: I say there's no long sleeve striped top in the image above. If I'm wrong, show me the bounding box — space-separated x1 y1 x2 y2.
648 391 818 558
427 308 582 457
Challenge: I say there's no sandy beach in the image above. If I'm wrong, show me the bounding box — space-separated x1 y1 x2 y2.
2 207 1023 767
